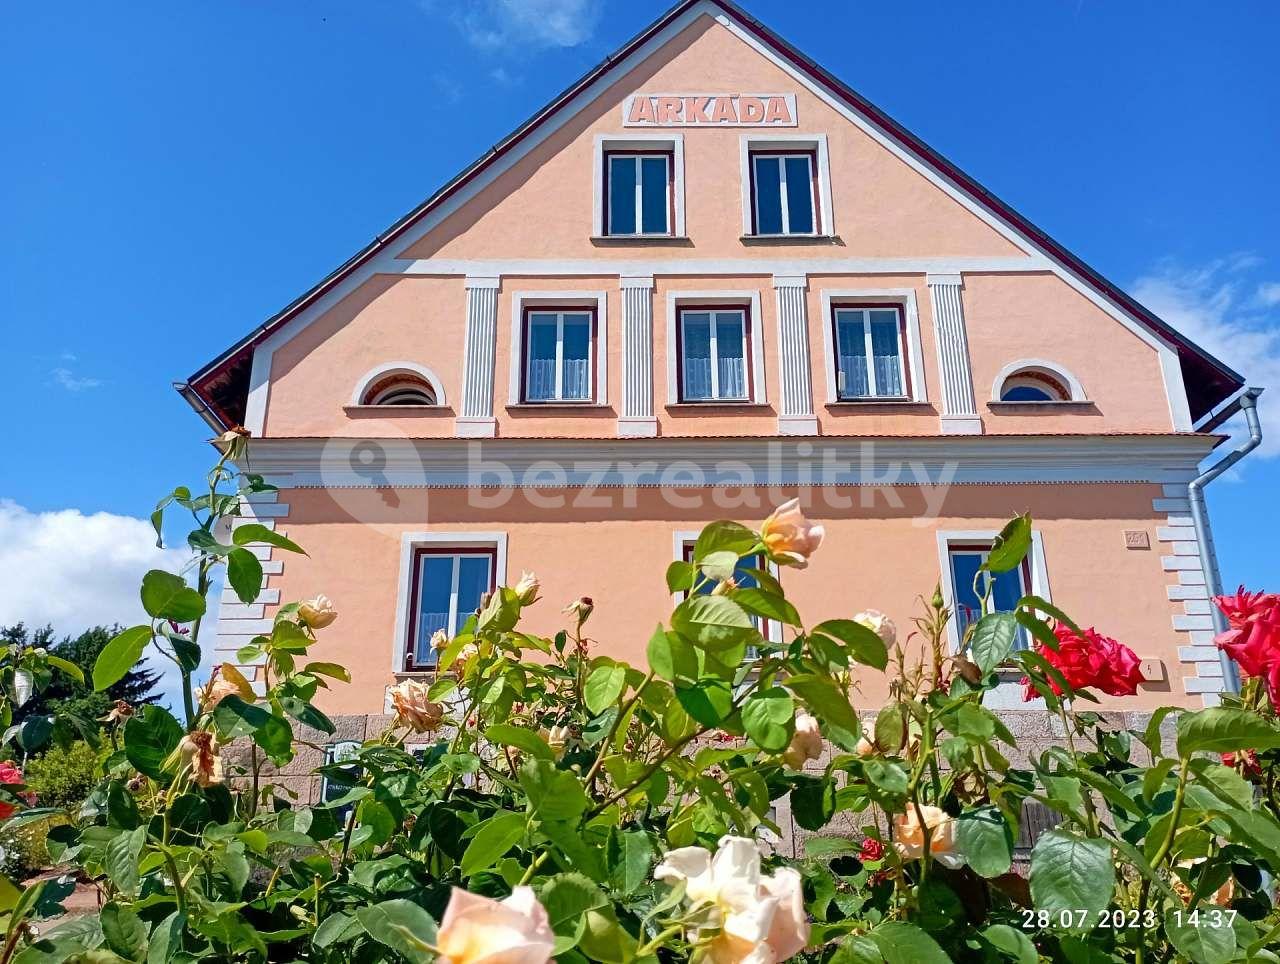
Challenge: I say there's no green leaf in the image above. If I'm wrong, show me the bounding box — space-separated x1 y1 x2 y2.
871 921 951 964
304 661 352 683
647 626 697 682
520 759 589 822
486 723 555 761
231 522 306 554
146 911 185 964
226 548 264 604
675 678 734 727
671 594 757 651
93 625 153 692
831 934 883 964
45 655 84 685
982 514 1032 573
461 811 526 876
791 775 835 830
1176 707 1280 757
699 549 740 581
812 619 888 670
980 923 1038 964
105 827 147 897
1017 593 1082 635
538 873 607 953
281 696 334 735
693 520 759 561
139 569 206 622
665 560 696 594
955 806 1014 878
1029 829 1114 920
606 830 651 896
785 674 859 735
804 837 862 858
1164 910 1235 964
123 705 183 780
733 588 801 626
969 613 1018 672
585 663 627 715
100 902 148 960
356 899 438 958
742 687 795 752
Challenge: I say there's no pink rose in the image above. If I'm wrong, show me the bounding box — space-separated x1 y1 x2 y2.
761 499 824 569
436 886 555 964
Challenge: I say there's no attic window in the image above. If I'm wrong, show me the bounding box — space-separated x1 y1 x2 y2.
362 373 437 406
998 369 1070 402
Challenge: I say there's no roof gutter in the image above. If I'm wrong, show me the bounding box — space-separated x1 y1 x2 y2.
1188 386 1264 693
174 380 229 435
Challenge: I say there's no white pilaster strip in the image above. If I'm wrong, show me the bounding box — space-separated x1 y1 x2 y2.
773 275 817 435
927 273 982 435
618 276 657 437
457 276 500 438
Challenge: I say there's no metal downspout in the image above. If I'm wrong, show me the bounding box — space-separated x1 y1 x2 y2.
1188 386 1264 693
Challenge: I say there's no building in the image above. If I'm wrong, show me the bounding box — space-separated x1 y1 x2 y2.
179 0 1247 730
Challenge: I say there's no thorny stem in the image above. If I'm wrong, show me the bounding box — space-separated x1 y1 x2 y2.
1056 699 1101 836
582 670 656 791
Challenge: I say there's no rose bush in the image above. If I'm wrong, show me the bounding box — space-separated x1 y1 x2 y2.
0 448 1278 962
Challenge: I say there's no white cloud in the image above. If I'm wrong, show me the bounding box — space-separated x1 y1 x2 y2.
1256 282 1280 308
1130 257 1280 457
432 0 602 51
50 367 102 391
0 500 210 711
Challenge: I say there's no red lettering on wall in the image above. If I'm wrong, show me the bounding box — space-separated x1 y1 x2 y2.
656 96 683 124
764 96 791 125
739 96 765 123
685 96 712 124
628 96 656 124
711 96 738 124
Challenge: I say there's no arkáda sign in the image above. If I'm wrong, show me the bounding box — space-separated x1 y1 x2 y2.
623 93 797 128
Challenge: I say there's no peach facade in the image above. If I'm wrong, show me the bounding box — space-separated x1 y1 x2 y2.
186 1 1244 717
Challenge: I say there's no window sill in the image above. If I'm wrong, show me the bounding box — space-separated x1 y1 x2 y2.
739 234 841 245
590 235 691 245
344 405 451 416
506 402 610 411
987 400 1095 411
825 399 930 408
666 402 770 410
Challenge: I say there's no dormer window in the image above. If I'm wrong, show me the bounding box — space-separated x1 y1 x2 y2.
363 374 437 406
350 364 447 409
999 370 1068 402
991 361 1086 404
605 152 671 236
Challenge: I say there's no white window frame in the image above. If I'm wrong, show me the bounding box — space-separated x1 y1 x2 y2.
664 291 766 406
679 308 749 403
739 134 833 237
593 134 685 238
935 529 1051 656
819 289 927 404
673 531 781 645
349 362 448 408
392 531 508 674
604 152 672 237
831 306 908 400
990 358 1087 403
508 292 607 406
523 310 595 403
750 152 816 236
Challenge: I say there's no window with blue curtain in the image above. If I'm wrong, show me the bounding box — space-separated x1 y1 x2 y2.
751 153 815 235
680 309 748 402
524 310 592 402
948 548 1030 652
412 551 493 667
607 154 670 236
833 307 906 399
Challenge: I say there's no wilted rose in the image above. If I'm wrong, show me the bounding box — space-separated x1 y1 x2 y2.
298 594 338 629
563 597 594 627
178 731 223 788
436 886 555 964
760 498 824 569
782 711 823 769
388 679 445 733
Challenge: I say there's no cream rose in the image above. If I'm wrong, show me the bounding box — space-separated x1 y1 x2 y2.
893 804 962 868
760 499 824 569
781 712 823 769
655 835 809 963
854 735 878 759
298 594 338 629
436 886 555 964
514 571 541 606
388 679 446 733
853 609 897 646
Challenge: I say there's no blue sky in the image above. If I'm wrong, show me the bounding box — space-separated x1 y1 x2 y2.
1 0 1278 678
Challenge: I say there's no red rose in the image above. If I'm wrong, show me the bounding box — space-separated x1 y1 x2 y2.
0 761 27 819
858 837 885 863
1221 749 1262 778
1022 623 1143 701
1213 587 1280 698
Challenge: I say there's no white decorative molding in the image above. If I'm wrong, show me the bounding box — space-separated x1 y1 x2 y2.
818 288 928 405
738 133 834 236
506 291 609 407
394 256 1049 278
773 275 816 435
619 276 657 437
457 276 500 437
592 134 686 237
234 433 1217 489
663 290 767 407
927 273 981 435
213 492 289 695
351 362 449 407
990 358 1086 402
391 531 509 674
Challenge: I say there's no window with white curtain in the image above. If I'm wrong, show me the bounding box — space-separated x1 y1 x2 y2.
679 308 749 402
407 550 494 670
523 309 594 402
833 306 908 399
